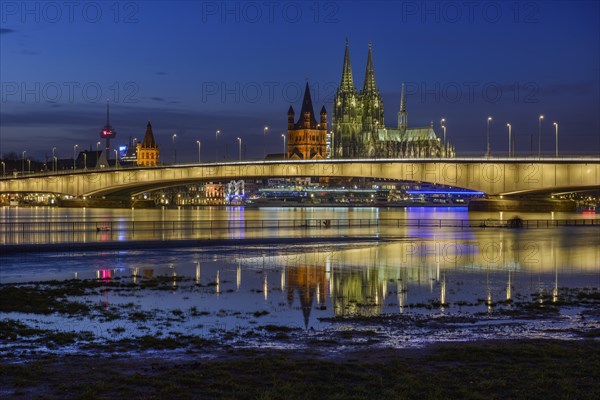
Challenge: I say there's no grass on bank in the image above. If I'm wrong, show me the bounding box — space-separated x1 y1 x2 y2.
1 340 599 400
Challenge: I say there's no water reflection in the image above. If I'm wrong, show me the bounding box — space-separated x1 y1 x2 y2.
1 228 598 331
2 206 597 246
287 265 327 327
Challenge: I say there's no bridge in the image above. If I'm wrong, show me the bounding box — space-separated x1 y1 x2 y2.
1 157 599 198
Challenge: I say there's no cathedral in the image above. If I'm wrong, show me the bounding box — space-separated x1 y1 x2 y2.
332 40 455 159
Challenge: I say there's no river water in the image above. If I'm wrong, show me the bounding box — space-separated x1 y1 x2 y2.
2 205 597 223
1 206 599 352
1 206 597 245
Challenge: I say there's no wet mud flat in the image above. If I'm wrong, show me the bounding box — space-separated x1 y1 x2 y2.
1 277 600 398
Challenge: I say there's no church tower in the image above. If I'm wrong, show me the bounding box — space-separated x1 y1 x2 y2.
287 82 327 160
398 81 407 131
359 42 384 155
360 42 384 130
136 121 160 166
332 39 362 158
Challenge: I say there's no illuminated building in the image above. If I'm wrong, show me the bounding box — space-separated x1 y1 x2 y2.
332 40 455 158
286 82 328 160
204 182 225 204
136 121 160 166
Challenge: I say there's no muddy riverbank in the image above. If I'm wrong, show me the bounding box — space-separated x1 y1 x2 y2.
1 340 599 399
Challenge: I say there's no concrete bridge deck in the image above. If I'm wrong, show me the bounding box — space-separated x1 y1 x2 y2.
1 157 599 197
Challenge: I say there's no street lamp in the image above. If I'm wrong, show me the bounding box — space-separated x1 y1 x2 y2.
114 149 119 169
73 145 79 169
237 137 242 161
330 130 334 159
538 115 544 158
1 161 5 176
440 118 446 146
52 147 56 172
506 123 512 157
83 153 87 170
172 133 177 164
263 126 269 159
486 117 492 158
22 150 26 173
95 141 101 168
553 122 559 157
281 133 286 160
215 130 221 161
27 159 31 174
196 140 201 163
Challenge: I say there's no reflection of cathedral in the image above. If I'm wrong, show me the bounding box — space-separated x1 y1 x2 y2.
332 40 455 159
286 265 327 328
330 267 387 317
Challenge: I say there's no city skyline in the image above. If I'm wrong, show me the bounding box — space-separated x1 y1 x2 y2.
1 1 599 163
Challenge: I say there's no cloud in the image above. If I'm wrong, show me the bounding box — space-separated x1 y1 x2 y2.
156 71 168 75
0 104 265 134
0 28 16 34
150 97 165 102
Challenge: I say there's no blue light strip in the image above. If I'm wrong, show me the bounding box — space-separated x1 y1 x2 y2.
406 190 485 195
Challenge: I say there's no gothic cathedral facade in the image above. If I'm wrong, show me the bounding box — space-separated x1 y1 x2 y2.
332 40 455 159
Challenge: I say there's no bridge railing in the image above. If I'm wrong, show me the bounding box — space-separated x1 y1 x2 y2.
0 218 597 246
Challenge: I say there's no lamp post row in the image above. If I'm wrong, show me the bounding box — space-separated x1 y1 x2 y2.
485 116 559 158
11 118 561 174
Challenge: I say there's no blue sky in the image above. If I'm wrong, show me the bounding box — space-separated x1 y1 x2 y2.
1 0 599 162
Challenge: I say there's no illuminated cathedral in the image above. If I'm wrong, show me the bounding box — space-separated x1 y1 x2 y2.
332 40 455 159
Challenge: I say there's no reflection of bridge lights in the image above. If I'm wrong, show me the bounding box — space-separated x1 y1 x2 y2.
216 270 220 295
263 274 268 301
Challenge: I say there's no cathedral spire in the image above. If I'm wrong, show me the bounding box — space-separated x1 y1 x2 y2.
398 81 408 130
340 38 355 92
362 41 377 93
400 81 406 112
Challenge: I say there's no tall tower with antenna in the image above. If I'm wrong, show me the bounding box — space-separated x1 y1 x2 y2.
100 100 117 155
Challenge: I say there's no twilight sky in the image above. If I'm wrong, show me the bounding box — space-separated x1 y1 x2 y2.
1 0 599 162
